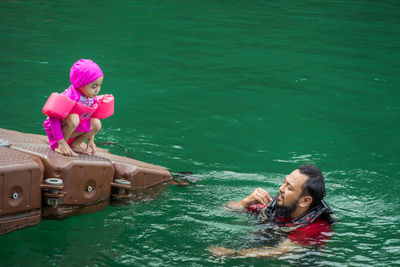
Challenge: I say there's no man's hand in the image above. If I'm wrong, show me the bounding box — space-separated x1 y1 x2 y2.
209 246 236 257
240 188 273 207
224 188 272 211
210 239 301 258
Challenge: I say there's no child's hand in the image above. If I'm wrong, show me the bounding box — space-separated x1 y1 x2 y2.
56 139 78 157
86 137 97 155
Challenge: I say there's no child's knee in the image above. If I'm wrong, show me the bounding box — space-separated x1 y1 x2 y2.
64 114 80 128
91 118 102 132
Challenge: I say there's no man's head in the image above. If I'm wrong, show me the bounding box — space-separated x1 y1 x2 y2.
298 164 326 207
276 164 326 219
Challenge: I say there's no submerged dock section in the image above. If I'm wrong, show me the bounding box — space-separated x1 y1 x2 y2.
0 128 172 235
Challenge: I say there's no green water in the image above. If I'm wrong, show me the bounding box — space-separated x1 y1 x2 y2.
1 0 399 266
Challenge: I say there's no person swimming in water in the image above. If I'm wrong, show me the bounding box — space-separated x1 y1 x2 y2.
210 164 337 258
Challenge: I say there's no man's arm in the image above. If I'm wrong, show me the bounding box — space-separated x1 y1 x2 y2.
224 188 273 211
209 238 302 258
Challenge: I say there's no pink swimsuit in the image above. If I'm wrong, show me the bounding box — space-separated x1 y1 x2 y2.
43 86 98 150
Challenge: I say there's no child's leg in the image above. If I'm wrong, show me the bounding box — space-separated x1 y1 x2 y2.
69 118 102 154
55 114 80 156
62 114 80 140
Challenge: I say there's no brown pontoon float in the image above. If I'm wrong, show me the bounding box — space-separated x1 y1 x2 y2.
0 128 172 235
0 146 43 235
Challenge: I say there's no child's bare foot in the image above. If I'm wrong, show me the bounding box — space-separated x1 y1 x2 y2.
86 140 97 155
56 140 77 157
70 143 92 155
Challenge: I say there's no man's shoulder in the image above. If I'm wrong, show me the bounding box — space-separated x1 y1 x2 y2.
287 217 333 246
303 217 332 232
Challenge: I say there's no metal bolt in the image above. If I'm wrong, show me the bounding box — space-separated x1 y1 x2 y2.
45 178 63 186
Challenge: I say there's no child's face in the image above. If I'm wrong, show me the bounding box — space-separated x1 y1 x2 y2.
80 76 103 98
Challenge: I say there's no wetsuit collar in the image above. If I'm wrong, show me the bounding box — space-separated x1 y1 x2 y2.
259 195 338 227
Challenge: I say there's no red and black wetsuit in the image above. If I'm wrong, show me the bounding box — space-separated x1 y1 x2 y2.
247 196 337 246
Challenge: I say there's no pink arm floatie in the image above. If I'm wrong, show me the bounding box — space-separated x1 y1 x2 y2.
93 94 114 119
42 93 76 120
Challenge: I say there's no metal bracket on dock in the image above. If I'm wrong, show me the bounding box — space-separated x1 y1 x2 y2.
111 179 132 199
40 178 66 207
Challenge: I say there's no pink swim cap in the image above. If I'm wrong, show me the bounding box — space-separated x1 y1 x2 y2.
69 59 104 89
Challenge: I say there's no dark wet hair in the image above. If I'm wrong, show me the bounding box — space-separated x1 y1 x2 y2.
298 164 326 208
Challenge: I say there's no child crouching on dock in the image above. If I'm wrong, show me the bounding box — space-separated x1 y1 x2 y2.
43 59 114 157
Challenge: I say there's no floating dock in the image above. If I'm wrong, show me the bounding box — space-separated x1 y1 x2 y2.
0 128 172 235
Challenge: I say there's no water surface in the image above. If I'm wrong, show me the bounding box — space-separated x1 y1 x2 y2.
0 0 399 266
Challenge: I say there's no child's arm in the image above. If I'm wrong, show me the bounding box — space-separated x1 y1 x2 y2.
49 117 64 141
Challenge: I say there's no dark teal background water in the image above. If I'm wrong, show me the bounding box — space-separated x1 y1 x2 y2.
1 0 399 266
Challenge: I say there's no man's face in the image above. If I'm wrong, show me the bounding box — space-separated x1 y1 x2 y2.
276 169 309 218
